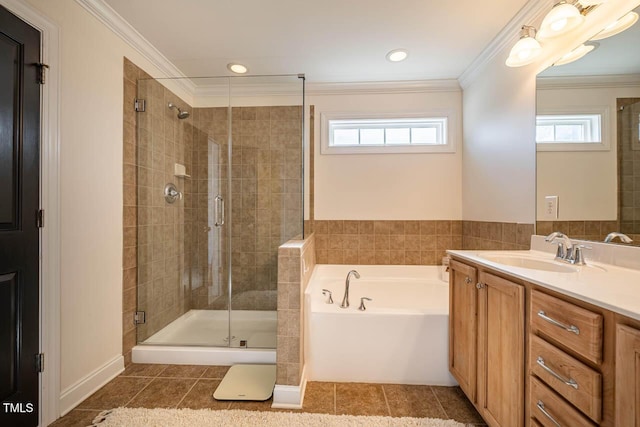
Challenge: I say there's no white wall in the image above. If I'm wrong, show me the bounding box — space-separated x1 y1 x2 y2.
311 90 463 220
461 0 640 225
536 84 640 220
462 56 537 223
15 0 185 412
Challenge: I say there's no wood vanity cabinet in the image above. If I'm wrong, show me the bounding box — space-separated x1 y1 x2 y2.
450 254 640 427
615 324 640 425
449 260 525 427
448 259 477 402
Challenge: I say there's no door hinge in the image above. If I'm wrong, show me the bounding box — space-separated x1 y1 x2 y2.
134 311 146 324
36 63 49 84
134 98 146 112
36 209 44 228
35 353 44 373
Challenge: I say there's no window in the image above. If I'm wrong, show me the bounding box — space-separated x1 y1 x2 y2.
321 112 455 154
535 107 609 152
536 114 601 143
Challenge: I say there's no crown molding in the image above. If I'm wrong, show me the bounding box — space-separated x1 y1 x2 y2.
307 79 461 95
193 79 461 105
74 0 196 101
458 0 554 89
537 73 640 89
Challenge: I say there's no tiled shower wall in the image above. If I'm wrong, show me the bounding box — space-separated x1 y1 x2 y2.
123 58 303 362
130 67 196 344
192 106 303 310
619 98 640 242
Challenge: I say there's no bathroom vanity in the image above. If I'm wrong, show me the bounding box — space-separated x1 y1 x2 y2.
448 238 640 427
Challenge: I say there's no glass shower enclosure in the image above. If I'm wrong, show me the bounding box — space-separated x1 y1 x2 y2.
133 75 304 351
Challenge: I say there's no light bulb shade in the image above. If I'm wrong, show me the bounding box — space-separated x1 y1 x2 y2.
591 11 639 40
506 36 542 67
578 0 608 5
554 43 595 65
538 2 585 39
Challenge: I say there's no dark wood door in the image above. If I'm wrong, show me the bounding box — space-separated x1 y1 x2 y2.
0 6 41 427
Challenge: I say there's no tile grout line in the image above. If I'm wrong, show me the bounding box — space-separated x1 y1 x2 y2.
122 377 157 408
430 386 449 420
174 378 200 409
380 385 392 417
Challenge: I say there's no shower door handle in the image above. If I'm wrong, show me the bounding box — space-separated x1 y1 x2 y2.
214 195 225 227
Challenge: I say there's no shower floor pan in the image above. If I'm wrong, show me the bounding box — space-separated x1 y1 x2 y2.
132 309 276 366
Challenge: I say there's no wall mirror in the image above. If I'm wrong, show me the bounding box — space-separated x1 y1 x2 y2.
536 5 640 246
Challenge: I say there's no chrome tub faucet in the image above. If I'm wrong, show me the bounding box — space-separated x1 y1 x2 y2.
340 270 360 309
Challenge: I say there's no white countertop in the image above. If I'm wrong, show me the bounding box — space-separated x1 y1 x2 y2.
447 237 640 321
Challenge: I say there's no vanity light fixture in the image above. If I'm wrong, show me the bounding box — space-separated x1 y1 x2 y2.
553 42 596 65
227 63 248 74
506 26 542 67
386 49 409 62
590 11 639 40
538 1 585 40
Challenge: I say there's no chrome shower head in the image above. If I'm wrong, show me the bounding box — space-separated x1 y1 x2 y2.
168 102 190 119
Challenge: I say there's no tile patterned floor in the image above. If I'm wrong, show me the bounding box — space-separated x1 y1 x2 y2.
50 364 486 426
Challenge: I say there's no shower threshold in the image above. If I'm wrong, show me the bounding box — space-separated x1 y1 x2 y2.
132 309 276 366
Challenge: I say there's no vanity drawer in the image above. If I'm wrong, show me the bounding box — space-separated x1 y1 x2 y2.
530 377 596 427
531 290 603 364
529 334 602 422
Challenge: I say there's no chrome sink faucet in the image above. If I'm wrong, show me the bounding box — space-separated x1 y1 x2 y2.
604 232 633 244
340 270 360 309
545 231 589 265
545 231 574 260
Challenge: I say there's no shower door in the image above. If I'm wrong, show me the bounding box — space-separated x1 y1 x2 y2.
227 75 305 349
135 77 232 347
134 75 304 349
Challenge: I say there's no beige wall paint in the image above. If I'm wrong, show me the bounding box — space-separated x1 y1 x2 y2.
536 84 640 221
21 0 188 397
311 90 463 220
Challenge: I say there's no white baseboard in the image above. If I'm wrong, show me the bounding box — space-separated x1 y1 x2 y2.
58 355 124 416
271 365 307 409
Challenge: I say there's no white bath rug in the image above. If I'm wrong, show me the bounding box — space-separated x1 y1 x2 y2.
91 408 466 427
213 364 276 401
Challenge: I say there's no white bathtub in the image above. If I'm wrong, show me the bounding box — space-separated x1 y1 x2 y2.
305 265 456 385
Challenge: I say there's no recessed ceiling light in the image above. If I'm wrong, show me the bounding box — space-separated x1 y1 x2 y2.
386 49 408 62
227 63 248 74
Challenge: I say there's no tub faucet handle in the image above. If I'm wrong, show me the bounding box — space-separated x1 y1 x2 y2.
322 289 333 304
358 297 372 311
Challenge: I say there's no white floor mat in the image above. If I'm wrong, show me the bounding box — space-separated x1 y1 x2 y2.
213 364 276 401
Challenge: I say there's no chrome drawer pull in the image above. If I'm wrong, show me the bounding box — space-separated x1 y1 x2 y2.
536 356 578 389
536 400 562 427
537 310 580 335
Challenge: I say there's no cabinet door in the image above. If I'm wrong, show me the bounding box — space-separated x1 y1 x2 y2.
616 324 640 426
478 271 525 427
449 260 478 402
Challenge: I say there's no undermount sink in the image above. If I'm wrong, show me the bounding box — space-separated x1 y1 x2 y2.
478 254 578 273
